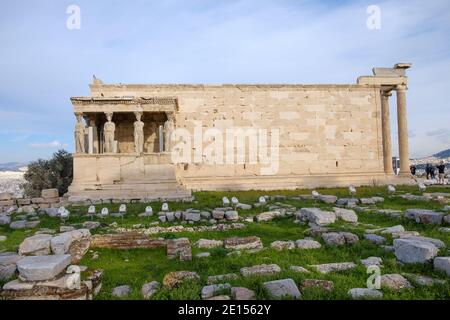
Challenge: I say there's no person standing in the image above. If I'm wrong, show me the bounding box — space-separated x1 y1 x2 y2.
430 164 436 179
437 161 446 184
410 164 416 176
426 163 431 180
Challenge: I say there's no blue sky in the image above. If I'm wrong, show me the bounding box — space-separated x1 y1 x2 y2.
1 0 450 162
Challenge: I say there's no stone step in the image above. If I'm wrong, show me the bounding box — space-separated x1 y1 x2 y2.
16 255 71 281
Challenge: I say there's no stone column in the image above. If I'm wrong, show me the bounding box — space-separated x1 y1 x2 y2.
88 115 99 154
159 125 164 153
381 91 393 174
396 85 410 174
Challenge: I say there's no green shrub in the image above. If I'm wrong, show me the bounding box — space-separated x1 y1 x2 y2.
22 149 73 197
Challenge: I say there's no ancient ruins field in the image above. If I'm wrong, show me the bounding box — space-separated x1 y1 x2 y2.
1 185 450 300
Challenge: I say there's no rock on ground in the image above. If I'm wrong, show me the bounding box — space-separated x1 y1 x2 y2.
295 239 322 249
348 288 383 300
195 239 223 249
225 211 239 221
141 281 160 299
363 233 386 244
112 285 131 297
206 295 231 300
0 253 23 281
263 278 301 299
231 287 256 300
298 208 336 226
83 221 101 230
270 240 295 250
18 234 52 256
207 273 239 285
256 211 278 222
444 215 450 225
16 254 71 281
393 238 439 264
405 209 444 225
290 266 309 273
360 257 383 266
318 195 338 204
311 262 357 274
224 236 263 250
322 232 359 246
162 271 200 288
10 220 40 230
434 257 450 276
333 208 358 223
402 273 446 286
381 274 413 290
201 283 231 299
240 264 281 277
399 236 445 249
301 279 334 292
195 252 211 258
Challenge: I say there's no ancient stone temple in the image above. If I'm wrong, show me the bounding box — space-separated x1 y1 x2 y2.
67 63 413 201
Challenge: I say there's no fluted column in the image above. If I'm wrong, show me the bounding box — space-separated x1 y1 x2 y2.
381 91 393 174
396 85 410 174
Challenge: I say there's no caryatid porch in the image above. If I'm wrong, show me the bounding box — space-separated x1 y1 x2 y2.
68 96 191 201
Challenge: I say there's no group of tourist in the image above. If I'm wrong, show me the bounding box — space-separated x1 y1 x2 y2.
412 161 448 184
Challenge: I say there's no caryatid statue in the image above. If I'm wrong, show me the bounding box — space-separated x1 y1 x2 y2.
103 112 116 153
134 111 145 154
74 113 85 153
164 113 175 152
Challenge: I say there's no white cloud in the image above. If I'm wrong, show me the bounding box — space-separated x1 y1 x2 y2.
29 140 68 149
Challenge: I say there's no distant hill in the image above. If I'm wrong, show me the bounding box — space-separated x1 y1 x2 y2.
0 162 28 172
434 149 450 158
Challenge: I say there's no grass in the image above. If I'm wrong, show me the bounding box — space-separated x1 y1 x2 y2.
1 185 449 300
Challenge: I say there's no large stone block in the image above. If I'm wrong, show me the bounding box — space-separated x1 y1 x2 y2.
433 257 450 276
19 234 52 256
333 207 358 223
393 238 439 264
298 208 336 226
405 209 444 225
41 189 59 199
17 255 71 281
263 278 301 299
224 236 263 250
51 229 91 255
240 264 281 277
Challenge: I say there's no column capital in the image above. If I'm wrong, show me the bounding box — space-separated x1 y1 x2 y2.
104 112 114 121
381 90 393 98
396 84 408 91
134 111 143 119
